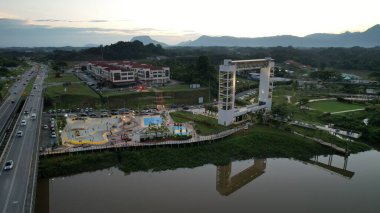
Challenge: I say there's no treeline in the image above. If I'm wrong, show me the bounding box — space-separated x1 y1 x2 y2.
0 55 26 77
1 45 380 72
151 56 219 96
47 41 165 61
167 46 380 71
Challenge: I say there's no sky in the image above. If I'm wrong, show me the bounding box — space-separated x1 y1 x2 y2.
0 0 380 46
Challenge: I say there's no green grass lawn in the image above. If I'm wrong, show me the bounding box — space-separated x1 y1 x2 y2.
45 83 100 109
158 84 203 91
0 82 9 99
11 64 31 76
46 72 80 83
103 89 210 109
170 111 230 135
46 83 98 97
23 76 36 96
308 100 365 113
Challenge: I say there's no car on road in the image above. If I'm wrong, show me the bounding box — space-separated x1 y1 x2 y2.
43 124 48 129
11 100 15 103
20 120 26 126
16 131 23 137
24 110 29 115
3 160 14 171
31 113 36 120
51 132 57 138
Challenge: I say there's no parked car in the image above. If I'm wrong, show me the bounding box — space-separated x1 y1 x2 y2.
3 160 14 171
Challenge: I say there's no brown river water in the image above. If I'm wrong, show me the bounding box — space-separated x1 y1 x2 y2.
36 150 380 213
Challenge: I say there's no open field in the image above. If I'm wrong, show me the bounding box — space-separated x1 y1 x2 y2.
46 72 81 83
103 89 210 109
44 83 100 109
11 64 31 77
308 100 365 113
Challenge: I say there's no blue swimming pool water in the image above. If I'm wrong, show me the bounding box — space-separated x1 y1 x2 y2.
143 117 163 126
173 126 188 135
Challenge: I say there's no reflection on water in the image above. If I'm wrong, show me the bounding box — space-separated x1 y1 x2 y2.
36 151 380 213
217 159 266 196
307 155 354 179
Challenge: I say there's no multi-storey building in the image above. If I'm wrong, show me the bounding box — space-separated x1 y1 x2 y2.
86 61 170 86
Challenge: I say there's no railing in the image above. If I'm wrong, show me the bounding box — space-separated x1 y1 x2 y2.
40 127 244 156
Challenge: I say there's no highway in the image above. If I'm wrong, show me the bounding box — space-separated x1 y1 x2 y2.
0 67 37 139
0 65 46 213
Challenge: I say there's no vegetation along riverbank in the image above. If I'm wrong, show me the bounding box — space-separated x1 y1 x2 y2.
38 125 371 179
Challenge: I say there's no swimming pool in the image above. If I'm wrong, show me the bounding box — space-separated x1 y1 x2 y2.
173 126 189 135
143 117 163 127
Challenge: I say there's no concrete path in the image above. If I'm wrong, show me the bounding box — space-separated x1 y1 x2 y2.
330 108 365 114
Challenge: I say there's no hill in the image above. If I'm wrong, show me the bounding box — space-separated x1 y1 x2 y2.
131 36 168 47
178 25 380 47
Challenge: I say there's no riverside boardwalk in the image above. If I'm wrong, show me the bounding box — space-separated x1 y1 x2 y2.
39 127 244 157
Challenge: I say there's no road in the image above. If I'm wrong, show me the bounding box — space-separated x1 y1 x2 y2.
0 67 37 140
0 65 46 213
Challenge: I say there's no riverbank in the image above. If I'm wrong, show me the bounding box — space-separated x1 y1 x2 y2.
38 125 372 179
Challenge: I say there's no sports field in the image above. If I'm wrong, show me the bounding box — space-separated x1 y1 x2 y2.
308 100 364 113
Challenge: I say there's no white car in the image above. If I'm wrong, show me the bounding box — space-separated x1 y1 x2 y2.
43 124 48 129
3 160 14 171
20 120 26 126
51 132 57 138
16 131 23 137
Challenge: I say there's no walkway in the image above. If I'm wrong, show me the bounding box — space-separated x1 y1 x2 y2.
330 108 365 114
39 127 244 156
293 131 349 155
290 120 361 139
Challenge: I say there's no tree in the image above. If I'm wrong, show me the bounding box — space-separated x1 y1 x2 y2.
298 98 309 110
271 104 289 119
52 61 68 78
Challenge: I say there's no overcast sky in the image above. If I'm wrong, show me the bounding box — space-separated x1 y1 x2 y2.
0 0 379 46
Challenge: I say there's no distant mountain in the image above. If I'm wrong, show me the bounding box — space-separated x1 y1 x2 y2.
131 36 168 47
84 43 99 48
178 25 380 47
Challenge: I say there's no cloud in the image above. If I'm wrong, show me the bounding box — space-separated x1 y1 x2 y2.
88 20 109 23
34 19 63 22
0 18 197 46
34 19 109 23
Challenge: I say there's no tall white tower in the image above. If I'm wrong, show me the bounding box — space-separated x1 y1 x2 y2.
218 60 236 126
217 58 274 126
258 60 274 109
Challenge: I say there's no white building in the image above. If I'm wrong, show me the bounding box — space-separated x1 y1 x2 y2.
87 61 170 86
218 58 274 126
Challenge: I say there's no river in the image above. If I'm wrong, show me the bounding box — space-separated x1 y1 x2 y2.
35 150 380 213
